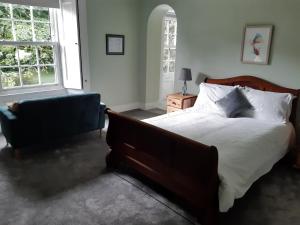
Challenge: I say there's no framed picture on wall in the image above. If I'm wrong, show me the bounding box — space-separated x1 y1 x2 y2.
106 34 125 55
241 25 273 65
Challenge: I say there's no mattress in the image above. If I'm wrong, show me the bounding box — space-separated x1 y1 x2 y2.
143 107 294 212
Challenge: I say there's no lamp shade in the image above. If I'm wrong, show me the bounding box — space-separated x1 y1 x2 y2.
179 68 192 81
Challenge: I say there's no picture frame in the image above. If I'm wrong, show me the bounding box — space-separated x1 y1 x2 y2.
241 25 273 65
106 34 125 55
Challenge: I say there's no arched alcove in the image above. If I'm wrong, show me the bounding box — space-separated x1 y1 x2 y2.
145 4 177 109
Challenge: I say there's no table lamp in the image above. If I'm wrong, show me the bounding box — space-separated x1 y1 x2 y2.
179 68 192 95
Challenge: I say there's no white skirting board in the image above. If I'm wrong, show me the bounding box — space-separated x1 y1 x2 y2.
141 101 160 111
109 101 161 112
110 102 141 112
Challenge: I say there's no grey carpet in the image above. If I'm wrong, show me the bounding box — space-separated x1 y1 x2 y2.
0 108 299 225
0 133 193 225
121 108 166 120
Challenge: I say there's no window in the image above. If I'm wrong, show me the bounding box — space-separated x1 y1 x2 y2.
0 2 59 90
162 14 177 74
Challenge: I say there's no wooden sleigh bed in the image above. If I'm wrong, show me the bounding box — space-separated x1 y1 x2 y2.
105 76 300 225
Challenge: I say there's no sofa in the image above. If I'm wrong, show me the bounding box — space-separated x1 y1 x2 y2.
0 93 106 150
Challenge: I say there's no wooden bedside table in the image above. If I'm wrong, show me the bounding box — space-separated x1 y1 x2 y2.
167 93 197 113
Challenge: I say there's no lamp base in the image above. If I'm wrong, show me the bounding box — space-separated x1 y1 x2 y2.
182 81 187 96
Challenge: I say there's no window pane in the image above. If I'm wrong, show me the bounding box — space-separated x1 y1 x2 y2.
0 20 13 41
170 49 176 60
169 35 176 47
169 61 175 72
15 21 33 41
0 3 11 19
33 7 49 22
163 34 168 46
164 21 168 34
0 45 17 66
0 67 20 88
21 67 39 85
163 49 169 60
0 4 58 89
13 5 30 20
38 45 54 64
34 22 51 41
40 66 55 84
162 61 168 73
169 21 176 35
18 46 37 65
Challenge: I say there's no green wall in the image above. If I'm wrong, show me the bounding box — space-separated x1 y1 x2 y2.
140 0 300 99
86 0 141 108
86 0 300 108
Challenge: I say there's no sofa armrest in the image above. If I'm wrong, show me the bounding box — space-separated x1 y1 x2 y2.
0 107 17 121
0 107 18 145
100 102 106 110
99 102 106 129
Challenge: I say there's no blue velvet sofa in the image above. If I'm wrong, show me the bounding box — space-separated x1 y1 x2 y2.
0 93 106 150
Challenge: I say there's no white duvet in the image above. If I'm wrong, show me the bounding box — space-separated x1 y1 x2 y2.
143 107 294 212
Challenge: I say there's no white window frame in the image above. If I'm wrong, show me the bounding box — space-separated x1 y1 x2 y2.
0 3 63 94
161 14 177 75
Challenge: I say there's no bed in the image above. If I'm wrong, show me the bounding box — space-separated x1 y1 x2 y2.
105 76 300 225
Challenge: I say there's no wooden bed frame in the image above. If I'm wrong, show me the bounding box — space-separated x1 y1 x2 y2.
105 76 300 225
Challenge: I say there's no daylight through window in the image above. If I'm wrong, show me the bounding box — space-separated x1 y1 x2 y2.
0 2 59 89
162 14 177 75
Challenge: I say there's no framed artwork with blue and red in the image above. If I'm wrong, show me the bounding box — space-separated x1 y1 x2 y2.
241 25 273 65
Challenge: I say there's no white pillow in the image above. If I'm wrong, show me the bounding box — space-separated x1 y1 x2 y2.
193 83 237 116
241 86 294 124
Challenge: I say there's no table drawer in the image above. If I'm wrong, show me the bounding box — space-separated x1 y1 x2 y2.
167 106 182 113
167 97 182 108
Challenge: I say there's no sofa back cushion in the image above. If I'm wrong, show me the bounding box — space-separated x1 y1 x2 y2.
17 93 101 143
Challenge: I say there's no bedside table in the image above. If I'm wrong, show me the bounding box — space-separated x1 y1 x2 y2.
293 145 300 169
167 93 197 113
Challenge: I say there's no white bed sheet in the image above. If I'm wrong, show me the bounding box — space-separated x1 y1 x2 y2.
143 107 294 212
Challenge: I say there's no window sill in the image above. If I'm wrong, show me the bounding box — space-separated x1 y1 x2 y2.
0 84 64 97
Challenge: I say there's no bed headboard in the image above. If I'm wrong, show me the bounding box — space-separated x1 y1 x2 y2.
205 75 300 125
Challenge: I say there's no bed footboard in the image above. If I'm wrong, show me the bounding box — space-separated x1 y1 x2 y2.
106 110 219 225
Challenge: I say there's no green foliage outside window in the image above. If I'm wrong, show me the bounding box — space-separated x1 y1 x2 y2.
38 46 54 64
0 67 20 88
33 8 49 21
19 46 37 65
21 67 39 85
15 21 33 41
0 3 56 89
35 22 51 41
0 20 13 40
0 4 10 19
41 66 55 84
13 6 30 20
0 45 17 66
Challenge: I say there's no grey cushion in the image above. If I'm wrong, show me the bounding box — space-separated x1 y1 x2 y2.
215 88 253 118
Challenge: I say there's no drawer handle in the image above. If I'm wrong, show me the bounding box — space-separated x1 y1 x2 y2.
172 101 176 105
